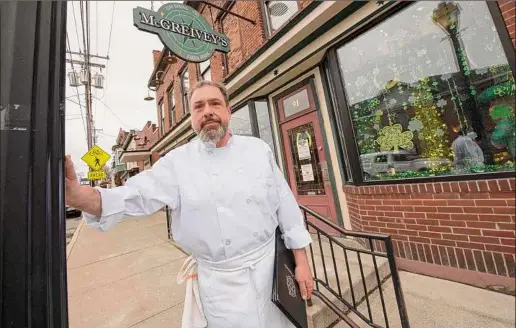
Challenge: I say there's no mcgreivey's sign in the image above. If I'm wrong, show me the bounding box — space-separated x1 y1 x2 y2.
133 3 230 63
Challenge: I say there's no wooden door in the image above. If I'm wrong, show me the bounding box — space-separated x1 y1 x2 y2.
276 80 339 228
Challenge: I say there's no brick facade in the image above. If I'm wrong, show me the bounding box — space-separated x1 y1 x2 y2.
344 178 516 278
498 0 515 47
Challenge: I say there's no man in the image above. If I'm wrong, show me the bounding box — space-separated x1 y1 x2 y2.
65 80 313 328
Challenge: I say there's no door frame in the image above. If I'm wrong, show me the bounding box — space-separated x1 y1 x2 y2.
271 74 345 228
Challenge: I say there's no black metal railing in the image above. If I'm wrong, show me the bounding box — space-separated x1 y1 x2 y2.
300 205 410 328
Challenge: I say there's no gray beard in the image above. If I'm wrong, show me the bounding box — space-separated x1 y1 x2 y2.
198 124 226 144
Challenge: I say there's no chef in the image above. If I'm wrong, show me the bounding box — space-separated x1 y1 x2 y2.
65 80 314 328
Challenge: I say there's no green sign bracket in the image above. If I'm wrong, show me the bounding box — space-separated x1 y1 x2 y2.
133 3 230 63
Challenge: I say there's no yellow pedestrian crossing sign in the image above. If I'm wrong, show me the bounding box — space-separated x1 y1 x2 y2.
82 145 111 170
88 171 107 180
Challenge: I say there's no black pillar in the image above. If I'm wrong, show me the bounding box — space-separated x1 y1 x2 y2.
1 2 69 327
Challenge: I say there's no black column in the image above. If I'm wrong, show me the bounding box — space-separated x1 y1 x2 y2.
1 2 69 327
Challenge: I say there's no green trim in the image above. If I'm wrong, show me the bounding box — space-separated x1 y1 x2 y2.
228 1 368 101
310 78 345 228
223 1 322 84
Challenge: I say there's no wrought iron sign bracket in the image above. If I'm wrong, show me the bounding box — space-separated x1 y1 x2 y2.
200 1 256 25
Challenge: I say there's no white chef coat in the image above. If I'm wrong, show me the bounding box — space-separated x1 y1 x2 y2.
83 135 312 262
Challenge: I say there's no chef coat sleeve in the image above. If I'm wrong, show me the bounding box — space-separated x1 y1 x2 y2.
266 144 312 249
83 155 179 232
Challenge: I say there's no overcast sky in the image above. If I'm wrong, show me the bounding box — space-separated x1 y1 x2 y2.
65 1 166 176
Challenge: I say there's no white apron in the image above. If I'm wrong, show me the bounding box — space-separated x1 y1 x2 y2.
177 235 296 328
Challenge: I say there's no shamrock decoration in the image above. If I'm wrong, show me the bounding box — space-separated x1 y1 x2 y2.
377 124 414 152
373 123 380 130
436 99 447 108
435 128 445 136
489 104 514 120
408 118 424 132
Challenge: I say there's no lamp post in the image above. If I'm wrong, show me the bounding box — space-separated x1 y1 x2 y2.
432 2 485 149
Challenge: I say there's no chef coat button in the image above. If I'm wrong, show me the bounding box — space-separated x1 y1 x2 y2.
238 168 244 174
246 198 252 204
212 174 217 180
225 239 231 246
207 150 213 155
254 232 258 237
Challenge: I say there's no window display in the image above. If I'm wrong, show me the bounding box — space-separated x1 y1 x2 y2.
337 1 515 181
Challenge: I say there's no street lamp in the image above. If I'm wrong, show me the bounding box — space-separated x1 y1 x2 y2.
432 1 460 35
144 88 155 101
163 50 177 64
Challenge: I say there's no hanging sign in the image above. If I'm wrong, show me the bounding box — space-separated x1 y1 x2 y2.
81 145 111 171
88 171 107 181
133 3 230 63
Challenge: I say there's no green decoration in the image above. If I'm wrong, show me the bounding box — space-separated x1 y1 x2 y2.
376 124 414 152
490 104 513 120
477 80 516 104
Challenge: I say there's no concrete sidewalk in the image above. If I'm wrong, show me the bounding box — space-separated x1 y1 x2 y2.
67 212 187 328
67 212 515 328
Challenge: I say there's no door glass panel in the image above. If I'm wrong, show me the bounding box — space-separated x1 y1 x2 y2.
255 100 275 153
230 105 253 136
287 122 325 196
283 88 310 118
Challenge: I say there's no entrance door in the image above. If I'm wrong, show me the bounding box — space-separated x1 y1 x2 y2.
276 79 339 227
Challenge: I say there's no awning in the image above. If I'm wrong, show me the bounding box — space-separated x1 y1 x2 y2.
120 150 151 163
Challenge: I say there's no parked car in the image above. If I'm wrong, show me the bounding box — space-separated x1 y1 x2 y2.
66 206 82 218
360 150 451 179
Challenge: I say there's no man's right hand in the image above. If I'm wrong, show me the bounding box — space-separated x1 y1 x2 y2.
64 155 102 217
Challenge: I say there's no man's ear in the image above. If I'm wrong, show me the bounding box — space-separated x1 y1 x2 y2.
227 106 232 114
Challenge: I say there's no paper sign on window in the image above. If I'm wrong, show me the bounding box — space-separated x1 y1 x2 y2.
301 164 315 182
296 132 312 160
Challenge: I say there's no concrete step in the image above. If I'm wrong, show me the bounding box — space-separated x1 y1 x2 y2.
306 234 391 328
334 271 516 328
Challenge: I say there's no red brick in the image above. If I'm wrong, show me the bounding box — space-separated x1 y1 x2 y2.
447 247 458 268
431 245 442 265
485 244 514 253
509 179 516 191
422 200 447 207
476 199 508 207
442 233 469 241
478 214 512 223
416 219 439 226
488 179 499 192
493 252 507 276
450 214 479 221
434 193 459 200
426 213 451 220
493 207 516 215
406 224 428 231
384 211 404 218
424 244 434 263
403 212 425 219
419 231 442 239
459 182 470 192
362 216 379 222
440 220 467 227
368 211 385 217
439 246 450 266
410 243 420 261
501 238 515 246
386 223 405 230
428 226 452 233
398 229 419 237
506 199 516 207
404 200 423 206
409 236 430 244
383 200 402 206
453 228 481 236
456 248 467 269
482 229 514 238
442 183 452 193
379 228 399 235
464 207 494 214
498 179 511 191
466 221 497 229
477 180 489 192
483 251 497 275
414 206 437 213
450 182 460 192
399 218 417 224
489 192 513 199
369 222 387 228
462 192 490 199
473 250 487 273
376 205 394 211
467 181 479 192
469 236 500 244
437 207 464 214
463 249 477 271
505 254 515 278
434 184 443 193
392 234 409 241
432 239 456 247
498 223 516 230
447 199 475 207
456 241 486 250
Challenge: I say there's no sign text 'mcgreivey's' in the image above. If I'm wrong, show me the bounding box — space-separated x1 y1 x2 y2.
139 12 228 48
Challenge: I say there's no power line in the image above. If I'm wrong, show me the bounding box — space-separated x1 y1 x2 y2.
66 32 88 140
70 1 82 54
107 1 115 57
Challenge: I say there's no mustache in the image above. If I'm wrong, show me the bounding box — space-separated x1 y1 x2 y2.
201 117 221 128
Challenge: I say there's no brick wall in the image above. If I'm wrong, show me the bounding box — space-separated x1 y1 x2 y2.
498 0 515 47
344 178 516 278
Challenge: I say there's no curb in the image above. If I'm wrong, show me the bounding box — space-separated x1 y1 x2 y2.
66 219 84 260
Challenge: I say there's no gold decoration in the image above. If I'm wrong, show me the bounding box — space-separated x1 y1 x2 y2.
376 124 414 152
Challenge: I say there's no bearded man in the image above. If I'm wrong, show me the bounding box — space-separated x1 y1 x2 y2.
65 81 313 328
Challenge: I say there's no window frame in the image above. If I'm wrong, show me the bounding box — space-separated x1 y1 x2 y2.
158 101 166 136
179 66 190 115
198 59 211 81
168 85 176 126
325 1 516 186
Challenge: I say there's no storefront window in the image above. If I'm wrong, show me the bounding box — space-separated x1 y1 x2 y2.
181 68 189 115
337 1 515 181
255 100 275 153
230 105 253 136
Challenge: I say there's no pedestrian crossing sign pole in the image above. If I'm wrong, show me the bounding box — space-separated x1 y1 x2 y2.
81 145 111 183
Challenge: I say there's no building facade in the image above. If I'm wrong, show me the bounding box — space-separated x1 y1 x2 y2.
143 1 515 289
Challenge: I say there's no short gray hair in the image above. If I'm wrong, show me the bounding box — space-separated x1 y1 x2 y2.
188 80 229 107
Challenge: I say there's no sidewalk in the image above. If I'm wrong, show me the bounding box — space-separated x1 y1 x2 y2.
67 211 515 328
67 212 187 328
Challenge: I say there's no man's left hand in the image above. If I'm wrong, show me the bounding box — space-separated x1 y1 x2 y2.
293 249 314 301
